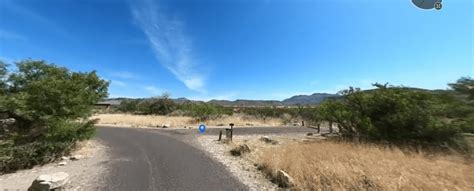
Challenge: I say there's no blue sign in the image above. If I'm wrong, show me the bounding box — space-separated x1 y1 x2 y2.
198 124 206 133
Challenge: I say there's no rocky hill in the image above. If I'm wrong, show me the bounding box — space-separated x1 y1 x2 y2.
282 93 339 105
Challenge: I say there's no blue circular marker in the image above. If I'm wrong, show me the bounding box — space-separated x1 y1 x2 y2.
198 124 206 133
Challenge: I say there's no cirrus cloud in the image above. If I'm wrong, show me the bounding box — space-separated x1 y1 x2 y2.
130 0 206 93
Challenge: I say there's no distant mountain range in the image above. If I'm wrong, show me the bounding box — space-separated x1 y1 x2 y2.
104 93 339 106
282 93 339 105
208 93 339 106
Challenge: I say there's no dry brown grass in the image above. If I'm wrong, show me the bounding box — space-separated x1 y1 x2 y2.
258 141 474 190
92 113 283 127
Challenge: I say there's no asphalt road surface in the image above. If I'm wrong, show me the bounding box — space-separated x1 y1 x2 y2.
96 126 318 190
200 126 323 135
97 127 246 191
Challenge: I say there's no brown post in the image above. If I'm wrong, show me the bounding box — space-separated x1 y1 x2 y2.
301 121 305 126
229 123 234 141
218 130 222 141
317 123 320 133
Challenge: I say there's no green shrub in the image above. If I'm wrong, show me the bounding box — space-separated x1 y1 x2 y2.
0 59 108 173
295 107 321 123
319 85 460 143
0 140 74 173
449 76 474 100
136 99 153 114
118 99 141 113
148 97 177 115
174 102 233 120
130 96 178 115
186 103 218 121
241 107 292 118
454 117 474 134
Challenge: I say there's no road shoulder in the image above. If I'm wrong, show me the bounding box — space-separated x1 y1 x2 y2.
196 135 278 190
0 139 110 190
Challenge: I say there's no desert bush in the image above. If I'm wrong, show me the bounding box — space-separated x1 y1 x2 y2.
0 59 108 173
241 107 293 118
123 95 178 115
117 97 234 118
0 120 96 172
136 99 153 114
146 96 177 115
459 118 474 133
175 102 233 121
447 77 474 134
135 99 172 115
449 76 474 100
123 93 177 115
319 84 460 143
118 99 141 113
294 106 321 125
0 141 72 172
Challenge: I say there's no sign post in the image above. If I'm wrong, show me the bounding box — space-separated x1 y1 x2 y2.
229 123 234 140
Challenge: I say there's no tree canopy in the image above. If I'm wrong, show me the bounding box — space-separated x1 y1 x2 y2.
318 79 473 143
0 59 109 173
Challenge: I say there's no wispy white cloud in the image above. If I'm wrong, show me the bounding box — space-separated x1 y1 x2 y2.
145 85 163 95
0 30 27 41
130 0 206 92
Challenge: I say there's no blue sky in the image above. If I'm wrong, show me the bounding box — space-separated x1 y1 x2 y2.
0 0 472 100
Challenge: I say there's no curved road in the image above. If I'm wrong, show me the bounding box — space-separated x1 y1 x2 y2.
96 127 247 191
96 126 318 190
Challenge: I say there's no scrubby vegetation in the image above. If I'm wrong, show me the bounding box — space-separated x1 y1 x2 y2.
117 97 233 122
0 60 109 173
116 98 313 123
110 77 473 152
317 78 473 152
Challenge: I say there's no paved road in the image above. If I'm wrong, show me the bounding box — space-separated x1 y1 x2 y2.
158 126 323 137
96 126 319 191
200 126 322 135
96 127 247 191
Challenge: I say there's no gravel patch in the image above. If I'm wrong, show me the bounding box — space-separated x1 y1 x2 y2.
197 135 278 190
196 133 325 190
0 139 110 190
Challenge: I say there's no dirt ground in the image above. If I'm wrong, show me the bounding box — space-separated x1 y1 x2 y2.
196 133 319 190
197 134 474 190
92 113 285 128
0 140 110 190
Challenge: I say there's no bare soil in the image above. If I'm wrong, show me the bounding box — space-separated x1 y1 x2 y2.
0 140 110 190
92 113 285 128
196 133 319 190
